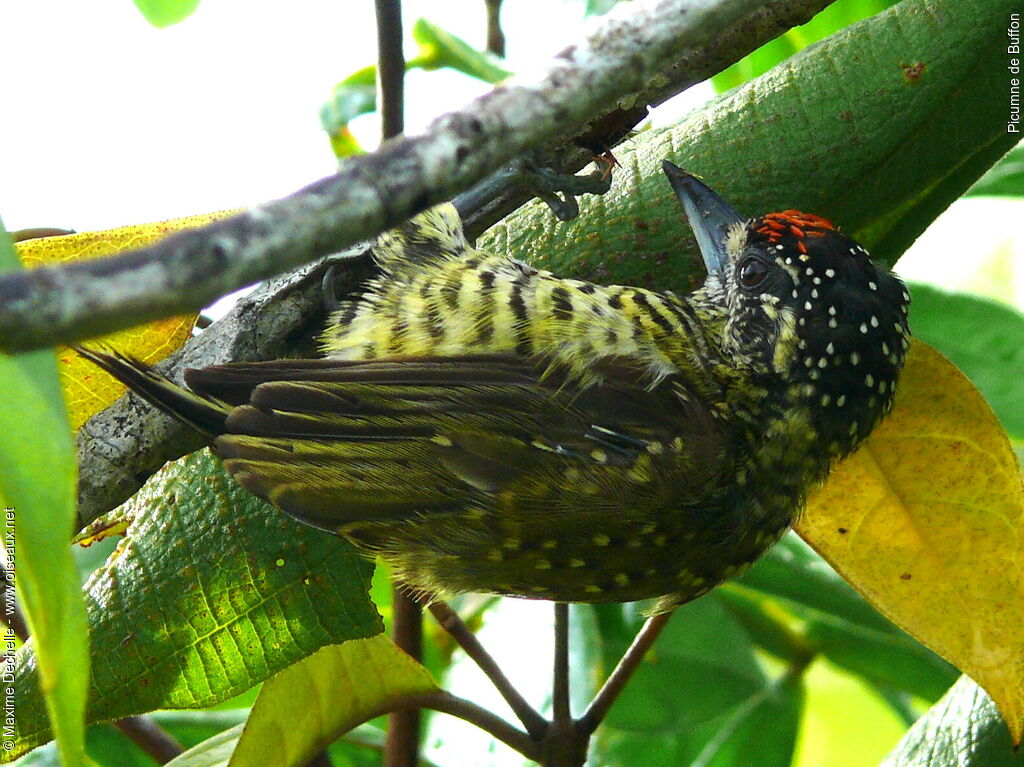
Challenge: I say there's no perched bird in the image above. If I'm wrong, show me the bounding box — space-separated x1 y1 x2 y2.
78 161 910 611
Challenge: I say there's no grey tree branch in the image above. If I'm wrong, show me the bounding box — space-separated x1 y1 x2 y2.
0 0 828 354
71 0 830 530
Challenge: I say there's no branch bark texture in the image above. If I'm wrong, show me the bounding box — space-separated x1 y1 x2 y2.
0 0 828 353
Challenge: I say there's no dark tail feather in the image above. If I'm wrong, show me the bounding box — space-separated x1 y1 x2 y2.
74 346 230 439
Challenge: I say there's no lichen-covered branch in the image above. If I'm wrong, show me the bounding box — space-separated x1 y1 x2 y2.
0 0 828 353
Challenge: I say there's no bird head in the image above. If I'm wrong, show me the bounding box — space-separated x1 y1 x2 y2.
663 160 911 454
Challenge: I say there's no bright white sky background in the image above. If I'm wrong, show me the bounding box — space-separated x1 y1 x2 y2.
2 2 1022 765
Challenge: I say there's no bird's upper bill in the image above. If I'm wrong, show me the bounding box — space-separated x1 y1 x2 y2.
662 160 840 273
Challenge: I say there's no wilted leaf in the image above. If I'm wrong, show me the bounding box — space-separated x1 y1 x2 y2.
16 211 239 429
798 340 1024 743
229 636 438 767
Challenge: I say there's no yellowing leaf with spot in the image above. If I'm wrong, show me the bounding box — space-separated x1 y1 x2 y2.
15 211 241 429
227 635 438 767
798 340 1024 744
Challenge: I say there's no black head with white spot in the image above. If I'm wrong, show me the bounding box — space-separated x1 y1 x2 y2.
663 161 911 456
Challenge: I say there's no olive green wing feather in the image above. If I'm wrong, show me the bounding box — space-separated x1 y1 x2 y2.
199 356 733 534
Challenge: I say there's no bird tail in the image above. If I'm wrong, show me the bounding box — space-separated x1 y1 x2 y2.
74 346 230 440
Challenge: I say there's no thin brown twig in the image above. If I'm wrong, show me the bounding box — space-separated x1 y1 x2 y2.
575 610 674 736
552 603 571 725
374 6 421 765
427 601 547 740
386 588 423 767
387 691 540 761
376 0 405 141
113 717 185 764
484 0 505 57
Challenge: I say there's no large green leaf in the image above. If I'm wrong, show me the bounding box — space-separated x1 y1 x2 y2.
711 0 898 92
966 146 1024 197
595 598 802 767
9 450 380 760
881 676 1024 766
482 0 1016 284
0 223 86 766
729 535 958 703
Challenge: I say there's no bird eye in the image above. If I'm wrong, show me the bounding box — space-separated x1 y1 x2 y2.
738 257 770 290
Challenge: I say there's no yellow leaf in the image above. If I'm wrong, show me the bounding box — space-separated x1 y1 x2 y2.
15 211 241 429
228 635 438 767
798 340 1024 744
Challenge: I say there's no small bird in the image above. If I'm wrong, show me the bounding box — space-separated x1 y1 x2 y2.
78 161 910 612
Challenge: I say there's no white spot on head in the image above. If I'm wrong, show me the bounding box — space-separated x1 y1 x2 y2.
850 352 860 365
865 374 875 388
805 267 814 276
813 277 822 285
859 323 868 334
825 268 836 278
818 357 828 368
821 394 831 406
837 394 846 407
791 290 798 299
870 315 879 327
879 380 888 393
828 318 838 329
825 342 834 354
804 301 812 311
868 281 878 291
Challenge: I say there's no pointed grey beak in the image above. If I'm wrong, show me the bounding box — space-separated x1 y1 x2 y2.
662 160 744 276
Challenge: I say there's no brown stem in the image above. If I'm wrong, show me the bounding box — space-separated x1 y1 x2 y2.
484 0 505 57
113 716 185 764
376 0 405 141
427 601 547 740
575 610 674 736
385 587 423 767
375 7 418 764
389 691 540 761
552 603 571 725
305 750 334 767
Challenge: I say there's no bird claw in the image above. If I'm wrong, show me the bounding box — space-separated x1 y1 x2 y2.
520 161 612 221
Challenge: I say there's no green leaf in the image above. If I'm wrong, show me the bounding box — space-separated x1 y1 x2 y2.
585 0 628 16
907 283 1024 438
881 675 1024 766
320 18 510 158
711 0 897 92
410 19 510 83
690 667 804 767
596 598 781 765
229 636 438 767
131 0 200 28
482 0 1017 285
0 222 86 767
731 535 958 703
11 450 381 760
165 725 243 767
966 146 1024 197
